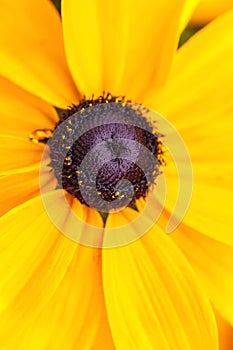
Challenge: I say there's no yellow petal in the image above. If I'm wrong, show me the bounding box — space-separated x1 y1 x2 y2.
0 191 76 315
171 222 233 326
179 0 200 31
1 170 38 215
0 191 106 349
0 0 79 108
62 0 187 101
148 8 233 130
103 212 218 350
41 189 104 247
162 173 233 246
215 311 233 350
104 193 164 248
147 10 233 245
104 206 142 247
0 135 45 175
185 184 233 246
0 165 56 216
91 307 116 350
190 0 233 24
0 76 58 138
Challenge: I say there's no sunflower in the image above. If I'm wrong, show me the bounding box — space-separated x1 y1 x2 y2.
0 0 233 349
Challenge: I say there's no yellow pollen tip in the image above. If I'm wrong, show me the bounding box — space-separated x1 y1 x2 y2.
29 129 53 143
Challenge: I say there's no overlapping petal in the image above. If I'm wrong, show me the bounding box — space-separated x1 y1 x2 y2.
0 0 80 107
0 168 56 216
103 211 218 350
171 221 233 325
148 8 233 128
0 135 46 174
179 0 200 31
215 311 233 350
0 75 58 138
148 9 233 245
62 0 188 101
190 0 233 24
0 191 108 349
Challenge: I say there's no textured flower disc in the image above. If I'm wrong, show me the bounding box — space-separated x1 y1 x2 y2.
49 95 164 212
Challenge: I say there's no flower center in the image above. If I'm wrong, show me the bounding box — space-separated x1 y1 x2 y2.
46 94 163 212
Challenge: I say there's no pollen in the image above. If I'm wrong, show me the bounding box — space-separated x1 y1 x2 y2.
29 129 53 144
48 93 164 212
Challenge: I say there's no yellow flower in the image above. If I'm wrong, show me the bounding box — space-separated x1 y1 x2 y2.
0 0 233 349
190 0 233 24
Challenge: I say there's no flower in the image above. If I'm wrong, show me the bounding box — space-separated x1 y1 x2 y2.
0 0 233 349
190 0 233 24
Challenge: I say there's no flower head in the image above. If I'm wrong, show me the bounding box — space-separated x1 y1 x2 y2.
0 0 233 349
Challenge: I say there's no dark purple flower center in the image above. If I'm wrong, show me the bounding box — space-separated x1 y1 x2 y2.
49 94 164 212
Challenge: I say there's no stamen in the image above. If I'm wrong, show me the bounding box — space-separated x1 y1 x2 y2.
29 129 53 144
48 94 164 212
58 92 131 125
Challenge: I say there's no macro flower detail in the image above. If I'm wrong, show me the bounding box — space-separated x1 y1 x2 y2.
190 0 233 24
0 0 233 349
48 96 163 210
